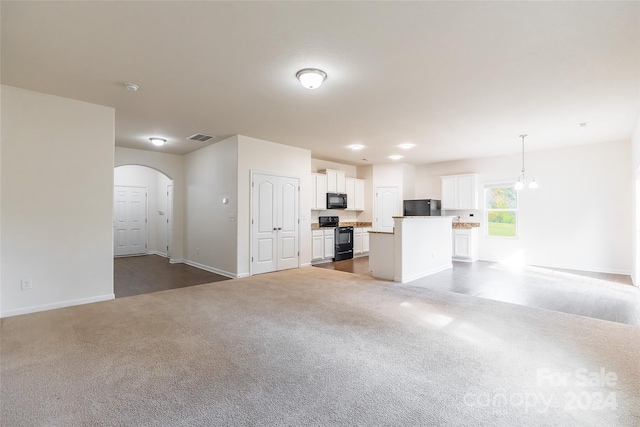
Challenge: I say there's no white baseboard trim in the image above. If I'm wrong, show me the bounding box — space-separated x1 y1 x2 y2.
481 259 632 277
148 251 168 258
182 259 237 279
169 258 184 264
396 263 453 284
236 273 251 279
300 262 312 268
1 294 115 318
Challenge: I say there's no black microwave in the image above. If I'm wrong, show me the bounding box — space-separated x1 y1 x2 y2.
327 193 347 209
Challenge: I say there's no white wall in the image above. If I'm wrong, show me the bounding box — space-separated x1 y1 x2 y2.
115 147 185 261
184 136 239 277
114 165 171 256
1 85 114 317
357 165 374 222
311 158 357 177
632 118 640 285
416 140 633 274
237 135 312 274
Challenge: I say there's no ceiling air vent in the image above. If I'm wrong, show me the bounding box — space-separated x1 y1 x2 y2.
187 133 215 142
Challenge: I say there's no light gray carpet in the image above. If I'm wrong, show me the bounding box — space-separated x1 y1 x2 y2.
1 267 638 426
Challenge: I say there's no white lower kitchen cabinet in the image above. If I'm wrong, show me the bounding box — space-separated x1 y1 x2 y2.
324 229 334 259
452 228 479 262
353 227 371 256
354 228 363 255
363 227 371 253
312 229 335 263
312 230 324 261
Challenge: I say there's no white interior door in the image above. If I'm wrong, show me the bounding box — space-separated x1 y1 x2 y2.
251 173 299 275
166 184 173 258
252 174 278 274
114 186 148 256
277 177 299 271
375 186 399 232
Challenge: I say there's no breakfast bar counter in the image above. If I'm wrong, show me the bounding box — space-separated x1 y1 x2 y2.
369 216 454 283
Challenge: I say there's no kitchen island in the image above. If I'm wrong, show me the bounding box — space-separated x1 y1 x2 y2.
369 216 454 283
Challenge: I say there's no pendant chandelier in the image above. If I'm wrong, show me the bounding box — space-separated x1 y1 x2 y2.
514 134 538 190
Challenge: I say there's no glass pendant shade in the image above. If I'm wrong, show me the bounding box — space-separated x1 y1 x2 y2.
514 178 524 191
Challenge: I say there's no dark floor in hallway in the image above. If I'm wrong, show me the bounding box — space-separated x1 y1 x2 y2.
314 257 640 326
114 255 230 298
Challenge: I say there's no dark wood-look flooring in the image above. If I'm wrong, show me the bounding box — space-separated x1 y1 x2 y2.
314 257 640 326
313 256 373 276
114 255 230 298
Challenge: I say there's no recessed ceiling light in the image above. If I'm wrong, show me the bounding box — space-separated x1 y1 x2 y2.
579 122 587 128
398 143 415 149
388 155 403 160
149 138 166 147
296 68 327 89
124 82 139 92
348 144 365 150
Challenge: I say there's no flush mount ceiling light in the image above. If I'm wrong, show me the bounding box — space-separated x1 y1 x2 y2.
398 143 415 149
514 134 537 190
124 82 139 92
150 137 166 147
296 68 327 89
388 155 403 160
348 144 365 150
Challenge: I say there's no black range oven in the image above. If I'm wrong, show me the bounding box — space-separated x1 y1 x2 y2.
334 226 354 261
318 216 354 261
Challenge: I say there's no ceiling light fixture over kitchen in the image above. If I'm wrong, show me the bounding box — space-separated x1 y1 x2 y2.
348 144 365 150
388 155 403 160
149 137 166 147
296 68 327 89
514 134 537 190
398 143 415 149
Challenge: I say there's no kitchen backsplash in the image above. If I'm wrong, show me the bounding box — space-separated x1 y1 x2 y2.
311 210 359 224
443 209 481 222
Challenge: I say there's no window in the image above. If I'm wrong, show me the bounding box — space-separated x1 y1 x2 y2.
485 183 517 238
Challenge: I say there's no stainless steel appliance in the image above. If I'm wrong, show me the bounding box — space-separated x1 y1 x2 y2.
403 199 441 216
334 226 354 261
326 193 348 209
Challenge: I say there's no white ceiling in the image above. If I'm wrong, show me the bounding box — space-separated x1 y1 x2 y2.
2 1 638 166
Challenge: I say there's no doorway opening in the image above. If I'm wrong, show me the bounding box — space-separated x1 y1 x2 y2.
114 165 173 258
113 165 229 297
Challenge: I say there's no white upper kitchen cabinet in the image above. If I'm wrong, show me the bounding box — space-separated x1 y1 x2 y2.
311 173 327 210
441 174 478 210
324 169 346 193
345 177 365 211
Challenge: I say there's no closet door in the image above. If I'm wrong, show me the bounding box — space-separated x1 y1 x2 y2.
251 173 299 274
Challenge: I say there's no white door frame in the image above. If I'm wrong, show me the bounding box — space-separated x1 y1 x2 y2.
113 185 148 257
166 184 173 259
249 170 300 276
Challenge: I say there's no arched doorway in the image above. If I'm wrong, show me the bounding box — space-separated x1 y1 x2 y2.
114 165 174 258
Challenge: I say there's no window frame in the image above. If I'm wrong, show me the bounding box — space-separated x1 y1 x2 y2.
484 181 519 239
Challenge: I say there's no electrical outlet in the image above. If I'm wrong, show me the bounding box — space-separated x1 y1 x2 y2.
21 279 33 290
